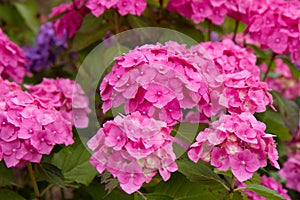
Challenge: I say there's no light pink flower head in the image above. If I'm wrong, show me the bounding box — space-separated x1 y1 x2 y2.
188 112 279 182
87 111 177 194
0 78 73 168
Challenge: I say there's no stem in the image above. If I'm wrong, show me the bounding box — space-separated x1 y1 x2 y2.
134 192 138 200
137 191 147 200
263 53 277 81
114 9 120 34
232 20 239 43
27 163 40 199
207 20 212 41
227 175 236 200
40 184 54 197
157 0 164 23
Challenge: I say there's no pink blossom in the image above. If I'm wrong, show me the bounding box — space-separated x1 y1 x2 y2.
49 0 89 38
188 112 279 182
229 150 260 182
0 28 28 83
88 111 177 194
25 78 91 128
0 78 73 167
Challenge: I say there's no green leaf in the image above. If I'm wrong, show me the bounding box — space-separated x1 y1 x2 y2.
246 44 269 60
13 0 39 34
255 110 292 141
282 58 300 80
0 189 25 200
103 44 131 67
80 181 132 200
35 163 65 188
51 138 97 186
72 24 113 51
138 194 173 200
153 172 229 200
271 91 299 136
177 159 227 187
127 15 153 28
242 184 285 200
0 162 18 187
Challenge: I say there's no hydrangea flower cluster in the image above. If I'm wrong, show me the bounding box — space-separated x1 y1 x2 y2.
246 0 300 63
0 28 28 83
100 41 220 126
197 40 273 114
261 58 300 99
86 0 147 17
239 175 291 200
87 111 177 194
0 78 73 168
25 78 91 128
279 152 300 192
188 112 279 182
49 0 89 38
167 0 228 25
23 22 67 72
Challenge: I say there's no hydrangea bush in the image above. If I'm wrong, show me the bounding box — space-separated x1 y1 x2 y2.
0 0 299 199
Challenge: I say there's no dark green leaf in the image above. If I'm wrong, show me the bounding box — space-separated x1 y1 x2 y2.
0 162 18 187
243 184 285 200
271 91 299 136
51 138 97 186
255 110 292 141
72 24 113 51
0 189 25 200
282 58 300 80
80 181 132 200
177 159 227 187
247 44 269 60
138 194 173 200
103 44 130 67
35 163 65 187
127 15 153 28
153 173 229 200
13 0 39 34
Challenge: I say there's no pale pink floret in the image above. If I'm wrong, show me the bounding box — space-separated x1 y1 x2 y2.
87 111 177 194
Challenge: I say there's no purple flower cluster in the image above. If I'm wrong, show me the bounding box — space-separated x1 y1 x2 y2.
0 28 28 83
23 22 67 72
0 78 73 168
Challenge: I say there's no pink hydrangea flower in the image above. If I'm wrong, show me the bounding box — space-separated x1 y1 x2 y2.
87 111 177 194
0 28 29 83
188 112 279 182
100 42 220 126
25 78 91 128
279 152 300 192
261 58 300 99
86 0 147 17
49 0 89 38
0 78 73 168
239 175 291 200
195 40 273 114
